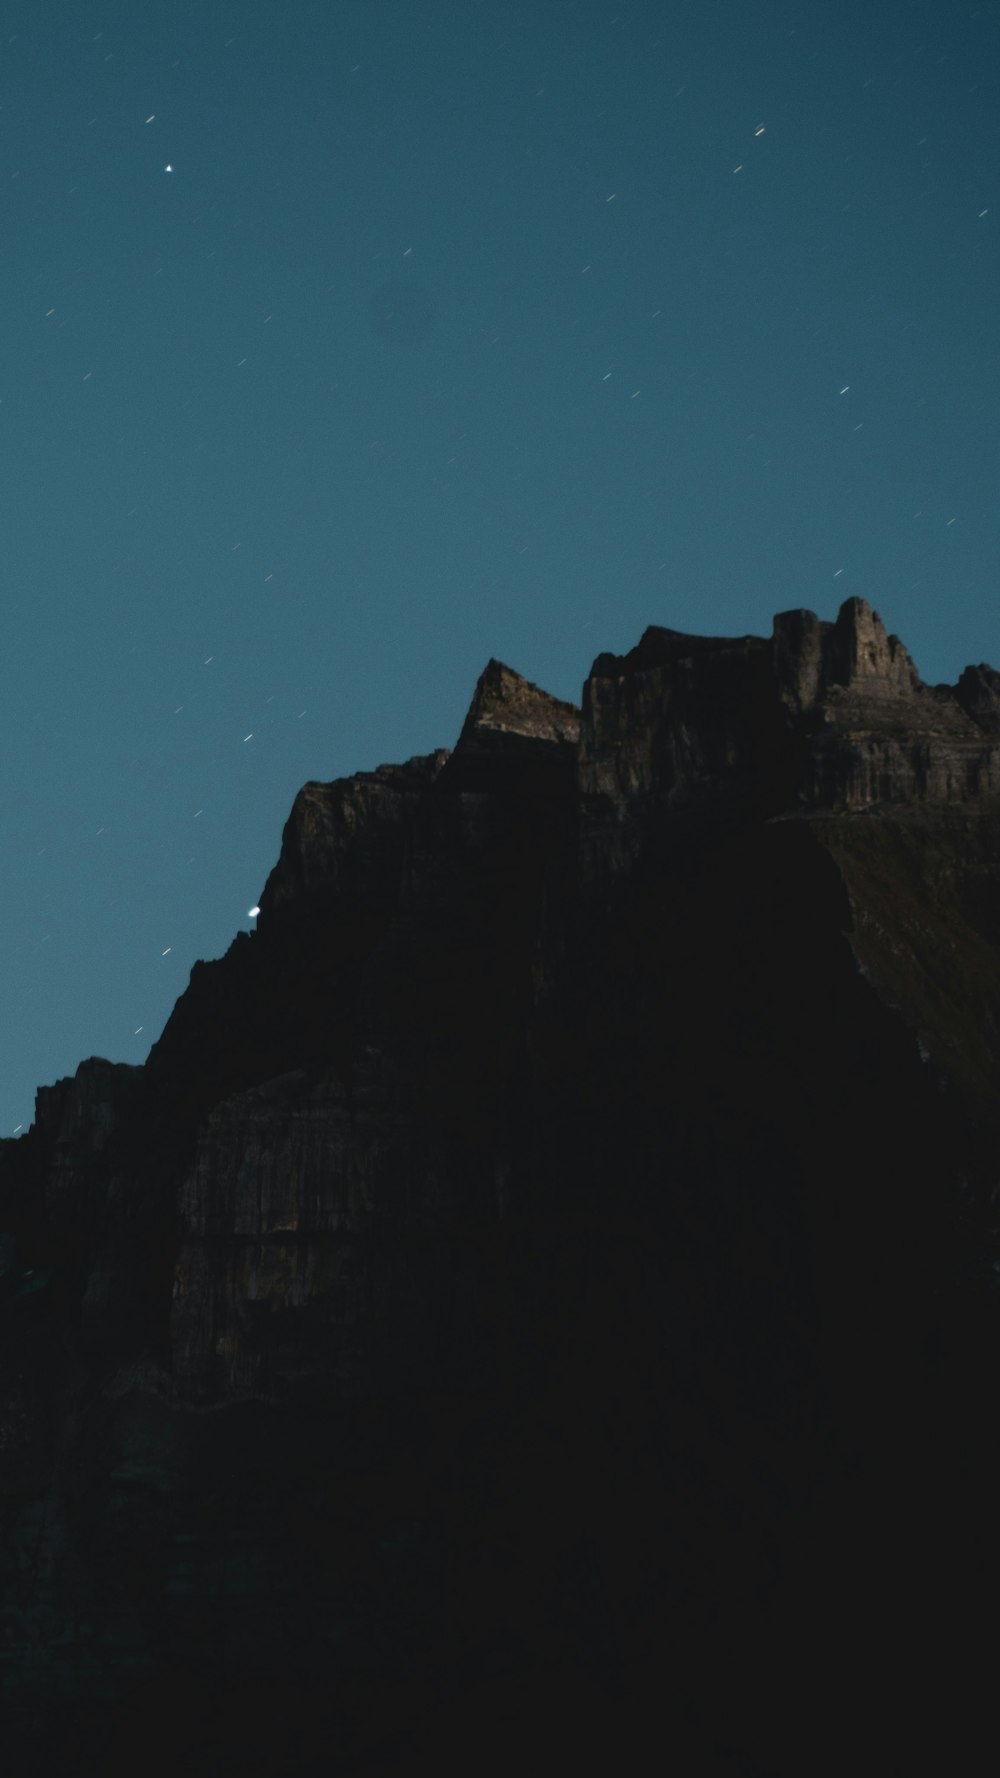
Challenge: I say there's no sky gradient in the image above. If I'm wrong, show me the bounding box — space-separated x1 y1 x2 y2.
2 0 998 1136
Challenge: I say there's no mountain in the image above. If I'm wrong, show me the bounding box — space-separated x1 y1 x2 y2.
3 597 1000 1775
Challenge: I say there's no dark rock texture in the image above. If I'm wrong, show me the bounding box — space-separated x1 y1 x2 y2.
3 601 1000 1774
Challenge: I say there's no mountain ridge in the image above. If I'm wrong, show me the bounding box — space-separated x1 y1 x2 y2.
2 596 1000 1774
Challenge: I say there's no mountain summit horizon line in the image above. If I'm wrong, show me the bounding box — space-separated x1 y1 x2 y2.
7 593 1000 1136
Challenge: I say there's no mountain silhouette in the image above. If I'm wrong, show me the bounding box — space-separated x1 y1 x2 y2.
3 598 999 1775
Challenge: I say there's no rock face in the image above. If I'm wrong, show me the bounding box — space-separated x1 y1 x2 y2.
3 600 1000 1775
582 596 999 829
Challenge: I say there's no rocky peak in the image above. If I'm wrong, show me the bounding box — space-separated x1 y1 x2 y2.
441 659 580 795
826 596 922 695
771 599 921 713
581 597 1000 826
955 661 1000 735
455 658 580 745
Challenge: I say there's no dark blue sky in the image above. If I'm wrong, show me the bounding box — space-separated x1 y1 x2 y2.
2 0 998 1135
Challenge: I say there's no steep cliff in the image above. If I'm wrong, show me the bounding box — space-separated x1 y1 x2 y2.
3 600 1000 1775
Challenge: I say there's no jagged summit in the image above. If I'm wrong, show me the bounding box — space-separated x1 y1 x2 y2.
582 596 1000 816
955 660 1000 735
592 596 933 705
440 657 580 795
771 596 921 708
458 657 581 746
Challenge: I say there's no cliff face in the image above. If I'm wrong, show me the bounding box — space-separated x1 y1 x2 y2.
582 596 1000 831
3 599 1000 1775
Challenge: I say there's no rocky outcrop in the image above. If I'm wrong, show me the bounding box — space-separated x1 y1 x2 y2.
955 659 1000 735
258 750 450 930
576 596 1000 898
442 657 580 790
455 656 580 748
3 606 1000 1774
778 598 1000 806
582 596 1000 830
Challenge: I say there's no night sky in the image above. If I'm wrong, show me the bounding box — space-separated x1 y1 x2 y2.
1 0 997 1137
